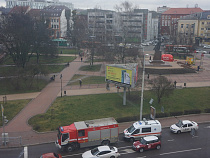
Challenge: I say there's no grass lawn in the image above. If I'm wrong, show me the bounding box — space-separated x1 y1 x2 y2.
79 64 102 72
1 55 76 65
0 99 31 125
57 48 78 55
68 74 105 85
28 87 210 132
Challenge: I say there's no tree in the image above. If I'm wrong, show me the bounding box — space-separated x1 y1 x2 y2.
149 75 174 104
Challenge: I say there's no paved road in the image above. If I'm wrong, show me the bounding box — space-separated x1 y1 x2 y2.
1 123 209 158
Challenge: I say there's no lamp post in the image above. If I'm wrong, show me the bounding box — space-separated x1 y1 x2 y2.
60 74 62 97
140 54 149 121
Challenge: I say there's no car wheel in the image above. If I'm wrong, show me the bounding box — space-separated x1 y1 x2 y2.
139 148 144 153
110 156 115 158
156 145 161 150
102 140 110 146
66 144 74 152
177 130 181 134
130 138 135 142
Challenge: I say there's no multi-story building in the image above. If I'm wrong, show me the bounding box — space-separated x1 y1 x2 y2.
197 11 210 45
5 0 73 10
119 11 143 43
40 5 72 39
177 11 210 45
157 6 170 14
161 7 203 42
87 9 119 43
147 11 160 41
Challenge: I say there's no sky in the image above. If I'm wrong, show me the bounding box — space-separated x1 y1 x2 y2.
0 0 210 11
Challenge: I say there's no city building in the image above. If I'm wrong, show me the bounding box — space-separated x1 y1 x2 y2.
5 0 73 10
160 7 203 42
157 6 170 14
40 5 72 39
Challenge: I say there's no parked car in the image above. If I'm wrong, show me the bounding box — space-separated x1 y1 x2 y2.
132 136 161 153
40 153 62 158
203 45 210 49
196 50 208 54
141 43 149 46
82 146 120 158
170 120 198 134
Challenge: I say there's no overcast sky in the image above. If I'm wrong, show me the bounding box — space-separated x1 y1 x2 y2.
0 0 209 11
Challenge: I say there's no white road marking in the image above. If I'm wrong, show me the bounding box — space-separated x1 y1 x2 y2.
204 126 210 128
167 139 174 141
160 148 202 156
62 153 82 157
120 149 136 154
118 145 132 149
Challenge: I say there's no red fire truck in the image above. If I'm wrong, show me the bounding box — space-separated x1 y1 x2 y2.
55 117 119 152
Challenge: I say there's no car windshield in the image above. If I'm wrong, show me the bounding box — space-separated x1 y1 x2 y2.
176 120 183 127
127 125 136 133
140 138 147 145
91 147 99 155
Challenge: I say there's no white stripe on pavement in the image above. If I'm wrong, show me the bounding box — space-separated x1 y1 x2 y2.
160 148 202 156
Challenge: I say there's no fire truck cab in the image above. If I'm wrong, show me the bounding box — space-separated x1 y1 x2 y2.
55 117 119 152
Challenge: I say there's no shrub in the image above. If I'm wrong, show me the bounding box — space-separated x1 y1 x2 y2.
204 108 210 113
184 109 201 115
170 111 183 116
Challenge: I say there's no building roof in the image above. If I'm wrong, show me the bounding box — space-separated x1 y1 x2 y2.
28 9 41 17
9 6 30 14
41 5 69 17
200 11 210 20
162 8 203 15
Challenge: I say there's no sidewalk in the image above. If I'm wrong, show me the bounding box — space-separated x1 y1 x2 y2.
0 54 210 148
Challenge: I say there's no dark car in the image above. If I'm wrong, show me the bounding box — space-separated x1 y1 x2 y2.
132 136 161 153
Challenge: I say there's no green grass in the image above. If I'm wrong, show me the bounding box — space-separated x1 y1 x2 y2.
28 87 210 132
57 48 78 54
68 75 105 85
79 64 102 72
0 99 31 125
1 55 76 65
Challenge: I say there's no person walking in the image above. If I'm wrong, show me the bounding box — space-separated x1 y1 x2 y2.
79 79 82 87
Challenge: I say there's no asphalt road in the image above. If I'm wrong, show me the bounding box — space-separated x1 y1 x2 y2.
1 123 210 158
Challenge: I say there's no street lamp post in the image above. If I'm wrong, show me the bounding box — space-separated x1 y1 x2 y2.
140 54 148 121
60 74 62 97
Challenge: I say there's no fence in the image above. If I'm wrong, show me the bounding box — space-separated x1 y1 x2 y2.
0 135 22 147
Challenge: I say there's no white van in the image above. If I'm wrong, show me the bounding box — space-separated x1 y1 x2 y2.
123 120 161 141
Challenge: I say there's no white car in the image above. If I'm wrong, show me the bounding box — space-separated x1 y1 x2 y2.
170 120 198 134
203 45 210 49
82 146 120 158
196 50 208 54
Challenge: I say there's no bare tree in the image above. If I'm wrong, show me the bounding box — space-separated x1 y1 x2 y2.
149 75 174 104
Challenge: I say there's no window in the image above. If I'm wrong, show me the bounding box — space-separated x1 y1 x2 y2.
186 24 189 28
202 22 204 25
142 127 151 133
78 130 85 137
183 124 187 128
133 129 140 134
201 28 204 30
62 133 69 142
181 24 184 28
98 151 111 155
188 124 193 127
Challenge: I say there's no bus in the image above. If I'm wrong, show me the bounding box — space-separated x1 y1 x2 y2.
165 45 193 54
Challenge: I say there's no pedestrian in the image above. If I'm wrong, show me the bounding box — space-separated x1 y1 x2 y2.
67 62 69 67
81 57 83 62
174 80 177 88
147 73 150 79
79 79 82 87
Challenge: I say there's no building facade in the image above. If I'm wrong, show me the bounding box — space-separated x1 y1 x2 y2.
5 0 73 10
161 7 203 42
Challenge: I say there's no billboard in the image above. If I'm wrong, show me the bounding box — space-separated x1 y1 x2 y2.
105 63 138 88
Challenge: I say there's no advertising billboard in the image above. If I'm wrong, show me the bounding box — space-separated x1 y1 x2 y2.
106 63 138 88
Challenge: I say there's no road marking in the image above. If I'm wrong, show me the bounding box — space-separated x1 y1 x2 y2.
120 149 136 154
62 153 82 157
204 126 210 128
160 148 202 156
118 145 132 149
167 139 174 141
